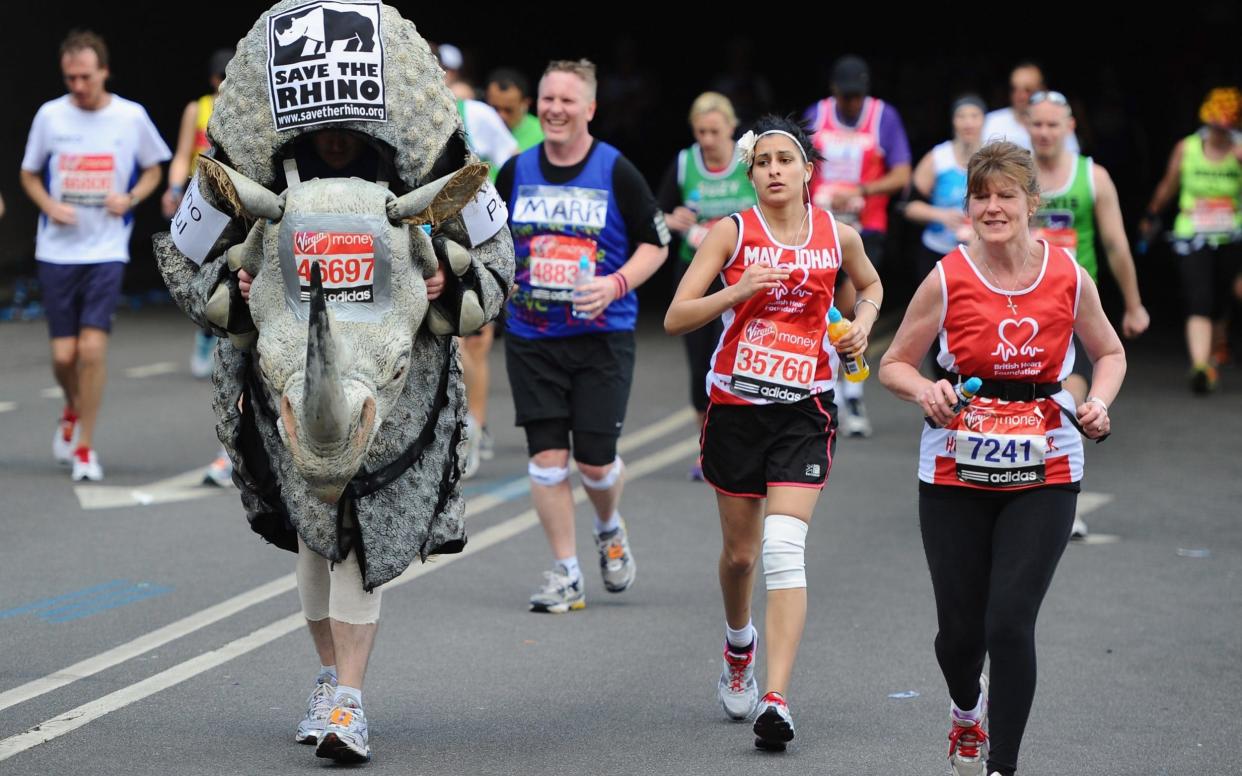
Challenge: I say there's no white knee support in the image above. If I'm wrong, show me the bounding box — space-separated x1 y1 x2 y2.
529 460 570 487
296 535 382 624
579 456 623 490
762 514 808 590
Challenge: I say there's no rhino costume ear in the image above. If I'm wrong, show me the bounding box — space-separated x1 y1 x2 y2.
386 163 489 226
197 156 285 222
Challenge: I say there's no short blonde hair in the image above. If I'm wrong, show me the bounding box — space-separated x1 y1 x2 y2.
542 59 597 101
688 92 738 127
966 141 1040 205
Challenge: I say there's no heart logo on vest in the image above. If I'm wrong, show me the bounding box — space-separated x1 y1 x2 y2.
991 317 1045 362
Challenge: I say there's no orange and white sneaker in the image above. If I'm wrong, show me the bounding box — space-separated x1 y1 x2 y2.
71 447 103 482
594 521 636 593
753 691 795 751
315 696 371 763
53 411 78 465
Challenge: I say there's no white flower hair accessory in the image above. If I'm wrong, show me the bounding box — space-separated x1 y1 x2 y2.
737 130 759 167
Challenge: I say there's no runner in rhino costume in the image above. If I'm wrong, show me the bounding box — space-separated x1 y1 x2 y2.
154 0 513 762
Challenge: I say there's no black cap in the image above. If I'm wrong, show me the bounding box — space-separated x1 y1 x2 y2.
831 55 870 96
209 48 234 80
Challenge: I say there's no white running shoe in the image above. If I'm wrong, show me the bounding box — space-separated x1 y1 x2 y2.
53 414 78 465
753 691 795 751
462 415 482 480
717 641 759 720
594 522 636 593
202 449 233 487
529 567 586 613
842 398 873 438
315 696 371 763
190 330 214 379
1071 515 1089 540
948 675 989 776
295 678 336 744
71 449 103 482
479 426 495 461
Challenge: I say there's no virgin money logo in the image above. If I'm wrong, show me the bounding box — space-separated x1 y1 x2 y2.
991 317 1045 362
295 231 332 255
744 319 778 347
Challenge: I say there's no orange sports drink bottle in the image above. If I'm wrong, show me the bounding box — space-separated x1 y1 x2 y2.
827 306 869 383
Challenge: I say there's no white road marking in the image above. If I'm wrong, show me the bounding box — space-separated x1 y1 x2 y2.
41 387 64 399
0 402 16 414
74 469 230 511
0 437 700 761
123 362 180 379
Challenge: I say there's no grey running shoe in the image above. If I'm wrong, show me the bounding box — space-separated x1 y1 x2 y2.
529 567 586 613
753 691 795 751
315 695 371 763
1070 515 1089 540
948 675 989 776
479 426 495 461
718 642 759 720
294 678 336 744
594 522 636 593
462 416 482 480
842 397 873 438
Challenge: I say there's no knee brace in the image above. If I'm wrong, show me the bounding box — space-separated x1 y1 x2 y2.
579 456 623 490
529 460 570 487
762 514 808 590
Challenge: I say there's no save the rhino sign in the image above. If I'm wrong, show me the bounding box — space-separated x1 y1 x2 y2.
266 0 386 130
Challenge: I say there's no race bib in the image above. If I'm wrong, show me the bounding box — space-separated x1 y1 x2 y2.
952 399 1048 488
730 319 821 403
529 235 596 291
818 136 866 184
1032 211 1078 251
58 154 114 206
293 231 376 304
1192 197 1238 233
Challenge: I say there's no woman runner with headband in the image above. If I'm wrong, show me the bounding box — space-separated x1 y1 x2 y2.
666 115 882 750
879 141 1124 776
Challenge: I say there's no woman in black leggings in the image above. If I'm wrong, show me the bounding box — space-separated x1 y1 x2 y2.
879 141 1125 776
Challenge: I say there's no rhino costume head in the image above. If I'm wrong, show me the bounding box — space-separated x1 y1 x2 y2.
154 0 514 589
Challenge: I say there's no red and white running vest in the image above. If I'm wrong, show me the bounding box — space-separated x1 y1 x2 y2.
708 205 843 406
809 97 890 233
919 241 1085 489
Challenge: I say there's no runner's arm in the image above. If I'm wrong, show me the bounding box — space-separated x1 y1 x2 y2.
839 222 883 338
862 162 911 198
19 169 74 224
1073 267 1126 436
162 102 199 217
665 217 785 335
106 164 163 216
879 268 958 424
1092 164 1149 337
1142 140 1184 223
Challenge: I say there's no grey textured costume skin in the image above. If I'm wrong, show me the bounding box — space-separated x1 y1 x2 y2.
153 0 514 590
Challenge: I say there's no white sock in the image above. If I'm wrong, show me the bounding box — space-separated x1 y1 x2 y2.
556 556 580 579
951 692 984 723
594 511 621 535
725 621 755 650
841 376 864 401
318 665 338 683
334 685 363 706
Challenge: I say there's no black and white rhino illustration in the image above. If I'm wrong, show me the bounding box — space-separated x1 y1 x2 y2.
272 5 377 65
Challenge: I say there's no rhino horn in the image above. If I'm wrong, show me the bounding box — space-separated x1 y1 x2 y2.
386 162 489 226
198 156 284 222
303 262 348 446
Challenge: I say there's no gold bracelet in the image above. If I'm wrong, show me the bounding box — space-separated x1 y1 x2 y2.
853 298 881 317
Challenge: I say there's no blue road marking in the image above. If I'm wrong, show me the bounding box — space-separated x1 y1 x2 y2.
462 474 530 501
0 580 130 620
0 581 172 624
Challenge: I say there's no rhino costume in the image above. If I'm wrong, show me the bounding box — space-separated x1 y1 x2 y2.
156 0 514 591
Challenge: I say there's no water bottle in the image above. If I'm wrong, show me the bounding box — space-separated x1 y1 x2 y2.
827 306 869 382
571 254 594 320
925 376 983 428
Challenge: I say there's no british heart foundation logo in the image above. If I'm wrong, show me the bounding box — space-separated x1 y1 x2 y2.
991 317 1044 362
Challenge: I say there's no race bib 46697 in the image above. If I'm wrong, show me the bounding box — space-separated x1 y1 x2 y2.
293 231 376 304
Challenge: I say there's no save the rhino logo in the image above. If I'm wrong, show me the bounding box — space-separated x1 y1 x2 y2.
271 3 377 65
267 1 386 130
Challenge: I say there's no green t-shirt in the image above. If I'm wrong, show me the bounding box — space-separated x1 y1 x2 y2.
1034 155 1098 280
676 144 756 264
511 113 544 153
1174 131 1242 245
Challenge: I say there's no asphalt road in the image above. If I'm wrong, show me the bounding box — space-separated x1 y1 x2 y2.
0 308 1238 775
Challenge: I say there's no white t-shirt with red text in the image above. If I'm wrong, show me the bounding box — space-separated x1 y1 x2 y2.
22 94 171 264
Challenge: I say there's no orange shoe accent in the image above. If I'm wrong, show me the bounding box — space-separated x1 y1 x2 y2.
329 708 353 727
607 544 625 561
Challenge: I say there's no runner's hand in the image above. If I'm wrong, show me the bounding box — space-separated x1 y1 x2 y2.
832 318 870 358
1077 399 1110 439
104 191 133 216
238 269 253 303
161 189 180 219
46 201 77 225
666 206 697 233
571 276 618 320
733 263 790 302
425 262 445 301
919 379 961 428
1121 304 1150 338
